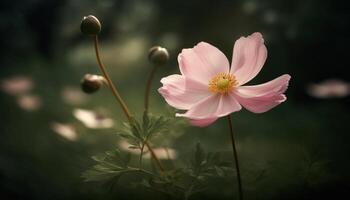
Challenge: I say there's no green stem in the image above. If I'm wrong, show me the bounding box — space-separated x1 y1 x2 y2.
145 141 165 172
139 143 145 168
144 65 158 113
227 115 243 200
92 36 164 172
128 167 156 177
142 63 167 172
93 36 132 121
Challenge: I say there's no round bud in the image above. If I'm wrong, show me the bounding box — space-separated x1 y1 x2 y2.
148 46 169 65
81 74 105 94
80 15 101 36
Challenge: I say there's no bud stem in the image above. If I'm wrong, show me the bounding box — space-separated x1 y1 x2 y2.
93 36 132 121
144 65 158 113
143 62 166 173
92 36 165 172
145 141 165 172
143 64 166 172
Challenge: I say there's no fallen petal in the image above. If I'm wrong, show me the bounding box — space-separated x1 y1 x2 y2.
73 108 114 129
17 94 41 111
1 75 33 96
307 79 350 98
51 122 78 141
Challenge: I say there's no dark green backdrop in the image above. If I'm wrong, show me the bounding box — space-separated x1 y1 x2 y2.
1 0 349 199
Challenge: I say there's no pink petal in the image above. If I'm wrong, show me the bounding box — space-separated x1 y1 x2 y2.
179 42 230 84
158 74 211 110
230 32 267 85
176 93 242 126
189 117 218 127
233 74 291 113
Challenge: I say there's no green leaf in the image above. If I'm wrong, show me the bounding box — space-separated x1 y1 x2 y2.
82 169 121 182
145 114 170 140
140 179 151 188
82 148 131 183
129 117 143 139
92 154 106 162
214 166 225 177
106 149 130 168
142 111 150 134
115 119 144 147
128 145 140 149
207 152 221 165
117 114 171 145
117 132 140 147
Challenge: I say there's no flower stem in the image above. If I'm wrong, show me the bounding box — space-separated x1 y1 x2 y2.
227 115 243 200
145 141 165 172
92 36 164 172
144 65 158 113
93 35 132 121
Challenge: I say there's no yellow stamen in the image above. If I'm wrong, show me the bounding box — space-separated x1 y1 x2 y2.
208 72 238 94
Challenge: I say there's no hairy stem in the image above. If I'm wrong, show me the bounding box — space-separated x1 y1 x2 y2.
227 115 243 200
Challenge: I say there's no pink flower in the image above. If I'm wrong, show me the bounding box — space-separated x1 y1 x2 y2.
158 32 291 127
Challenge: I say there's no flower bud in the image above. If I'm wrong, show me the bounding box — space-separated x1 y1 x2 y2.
148 46 169 65
80 15 101 36
81 74 105 94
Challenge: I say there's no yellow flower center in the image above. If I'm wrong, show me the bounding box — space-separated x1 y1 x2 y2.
208 73 238 94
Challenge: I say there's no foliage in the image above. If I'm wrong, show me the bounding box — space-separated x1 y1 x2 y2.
82 149 131 182
116 112 171 150
82 141 235 200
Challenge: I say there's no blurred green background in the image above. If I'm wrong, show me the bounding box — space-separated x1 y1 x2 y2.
1 0 350 199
